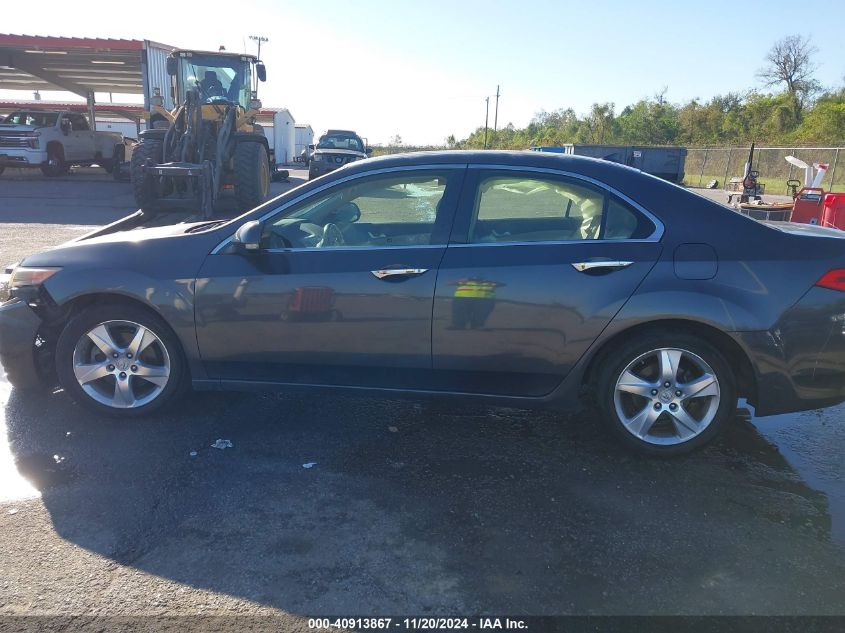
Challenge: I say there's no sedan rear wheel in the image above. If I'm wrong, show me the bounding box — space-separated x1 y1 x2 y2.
56 304 185 416
596 333 736 456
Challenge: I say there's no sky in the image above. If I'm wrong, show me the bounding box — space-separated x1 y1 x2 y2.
1 0 844 145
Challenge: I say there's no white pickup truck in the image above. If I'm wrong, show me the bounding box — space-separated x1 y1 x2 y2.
0 110 123 177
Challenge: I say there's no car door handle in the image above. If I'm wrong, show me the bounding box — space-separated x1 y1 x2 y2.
571 260 634 272
371 268 428 279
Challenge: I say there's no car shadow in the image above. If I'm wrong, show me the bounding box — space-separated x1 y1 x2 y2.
4 386 845 615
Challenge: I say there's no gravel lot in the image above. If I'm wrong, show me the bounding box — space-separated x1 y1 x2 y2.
0 171 844 625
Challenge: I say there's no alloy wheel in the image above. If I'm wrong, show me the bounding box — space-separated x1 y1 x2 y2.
71 320 171 409
613 347 721 446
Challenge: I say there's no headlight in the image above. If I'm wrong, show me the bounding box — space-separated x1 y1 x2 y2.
25 133 39 149
9 266 61 288
312 154 322 162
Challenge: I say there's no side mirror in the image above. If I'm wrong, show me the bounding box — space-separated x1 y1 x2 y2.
232 220 262 252
365 147 373 155
308 144 315 150
166 56 178 76
256 63 267 82
60 119 71 135
328 202 361 225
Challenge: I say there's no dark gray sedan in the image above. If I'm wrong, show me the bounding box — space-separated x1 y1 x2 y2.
2 151 845 455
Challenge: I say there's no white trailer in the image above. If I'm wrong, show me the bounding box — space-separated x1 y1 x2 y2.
96 117 142 140
295 124 314 158
271 109 296 166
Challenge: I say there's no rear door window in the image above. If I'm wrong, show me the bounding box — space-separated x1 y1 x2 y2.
466 172 654 243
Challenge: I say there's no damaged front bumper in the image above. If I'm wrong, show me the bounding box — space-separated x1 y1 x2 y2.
0 298 43 389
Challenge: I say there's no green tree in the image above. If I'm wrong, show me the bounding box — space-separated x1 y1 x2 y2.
616 96 679 145
586 103 616 144
794 90 845 144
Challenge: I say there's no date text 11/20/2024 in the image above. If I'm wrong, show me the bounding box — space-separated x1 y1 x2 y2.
308 618 528 630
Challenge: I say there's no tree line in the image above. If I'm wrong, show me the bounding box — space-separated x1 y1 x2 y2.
447 35 845 150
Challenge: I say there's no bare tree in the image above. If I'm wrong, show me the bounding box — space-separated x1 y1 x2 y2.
757 35 821 114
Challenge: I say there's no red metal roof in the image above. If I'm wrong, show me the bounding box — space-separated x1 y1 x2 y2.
0 100 145 123
0 34 175 96
0 34 144 51
0 100 143 111
0 99 286 120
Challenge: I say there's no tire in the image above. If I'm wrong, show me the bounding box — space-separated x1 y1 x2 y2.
40 144 67 177
98 147 117 174
55 303 186 417
130 139 163 208
595 331 736 456
233 141 270 210
111 144 125 181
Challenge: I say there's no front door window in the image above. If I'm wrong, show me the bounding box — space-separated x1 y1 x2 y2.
260 172 454 250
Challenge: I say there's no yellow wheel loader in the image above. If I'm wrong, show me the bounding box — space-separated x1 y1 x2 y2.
131 50 271 218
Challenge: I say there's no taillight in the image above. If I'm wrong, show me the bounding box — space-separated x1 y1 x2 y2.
816 269 845 292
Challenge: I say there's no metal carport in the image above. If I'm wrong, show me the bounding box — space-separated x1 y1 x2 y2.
0 34 174 130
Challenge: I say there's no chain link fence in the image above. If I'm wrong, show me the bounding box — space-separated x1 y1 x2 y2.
685 147 844 195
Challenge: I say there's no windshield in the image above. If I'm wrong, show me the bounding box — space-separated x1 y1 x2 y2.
317 134 364 152
2 111 59 127
179 54 252 109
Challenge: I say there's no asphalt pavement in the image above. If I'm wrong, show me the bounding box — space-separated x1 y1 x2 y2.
0 170 844 622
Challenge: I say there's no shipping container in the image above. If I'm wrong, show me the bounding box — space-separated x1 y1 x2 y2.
529 144 687 183
141 40 176 112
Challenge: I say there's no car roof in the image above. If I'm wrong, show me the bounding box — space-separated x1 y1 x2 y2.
343 149 644 178
323 129 359 136
333 149 702 218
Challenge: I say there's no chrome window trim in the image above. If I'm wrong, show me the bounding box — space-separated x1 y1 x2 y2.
465 163 665 243
446 238 660 249
210 164 467 254
264 244 445 254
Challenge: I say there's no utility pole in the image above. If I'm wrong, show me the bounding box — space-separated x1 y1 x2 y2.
492 85 500 148
248 35 268 94
249 35 268 60
484 96 490 150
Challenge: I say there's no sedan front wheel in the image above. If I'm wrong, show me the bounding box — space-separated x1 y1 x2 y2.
596 332 736 456
56 304 186 416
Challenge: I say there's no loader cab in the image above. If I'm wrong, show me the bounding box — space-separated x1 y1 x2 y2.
166 50 265 110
